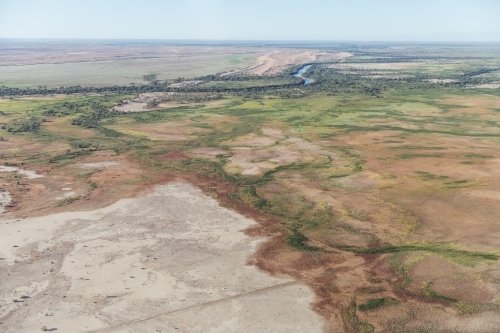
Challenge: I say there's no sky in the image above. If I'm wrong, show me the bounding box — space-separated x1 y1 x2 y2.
1 0 499 41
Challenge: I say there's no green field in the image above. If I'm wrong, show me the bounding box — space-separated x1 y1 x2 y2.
0 53 258 88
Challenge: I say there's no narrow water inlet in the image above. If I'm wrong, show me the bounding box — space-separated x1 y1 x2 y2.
293 64 313 85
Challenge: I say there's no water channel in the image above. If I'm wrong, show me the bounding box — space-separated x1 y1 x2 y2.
293 64 313 85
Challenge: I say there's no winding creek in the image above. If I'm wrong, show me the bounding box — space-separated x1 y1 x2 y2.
293 64 313 85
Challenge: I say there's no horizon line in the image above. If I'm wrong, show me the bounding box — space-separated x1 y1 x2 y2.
1 38 500 44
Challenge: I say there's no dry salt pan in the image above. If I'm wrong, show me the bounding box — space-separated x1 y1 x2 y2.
75 161 119 169
0 166 43 179
0 183 324 332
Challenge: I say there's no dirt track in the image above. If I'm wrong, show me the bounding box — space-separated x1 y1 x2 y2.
0 182 324 333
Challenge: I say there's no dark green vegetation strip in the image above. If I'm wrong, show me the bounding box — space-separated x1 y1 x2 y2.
396 153 444 159
342 300 375 333
333 244 498 261
286 228 321 252
358 298 398 311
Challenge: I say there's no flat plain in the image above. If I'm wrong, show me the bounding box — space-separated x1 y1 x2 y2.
1 41 500 332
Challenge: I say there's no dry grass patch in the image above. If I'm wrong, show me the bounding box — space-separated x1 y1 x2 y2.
108 119 211 141
42 117 97 138
329 62 423 70
190 147 228 161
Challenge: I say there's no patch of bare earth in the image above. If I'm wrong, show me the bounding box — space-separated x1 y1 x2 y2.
112 92 178 112
169 80 204 88
110 119 211 141
408 256 499 304
328 62 424 70
190 147 228 161
222 131 338 176
157 99 227 109
111 101 148 112
112 92 226 113
335 171 380 190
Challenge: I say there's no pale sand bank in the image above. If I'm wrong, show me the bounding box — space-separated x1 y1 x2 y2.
0 182 324 333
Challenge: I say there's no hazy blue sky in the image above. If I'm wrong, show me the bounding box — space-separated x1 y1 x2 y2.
1 0 499 41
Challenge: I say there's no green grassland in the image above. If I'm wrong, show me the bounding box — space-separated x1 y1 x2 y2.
4 89 499 254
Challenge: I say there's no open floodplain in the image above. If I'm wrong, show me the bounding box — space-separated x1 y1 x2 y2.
1 41 500 332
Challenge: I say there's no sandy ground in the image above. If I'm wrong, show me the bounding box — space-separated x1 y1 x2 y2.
328 62 422 70
470 83 500 89
0 166 44 179
112 102 148 113
0 190 11 213
221 130 338 176
112 93 179 113
222 50 352 76
427 79 456 83
75 162 121 169
169 80 204 88
0 182 324 333
112 100 225 113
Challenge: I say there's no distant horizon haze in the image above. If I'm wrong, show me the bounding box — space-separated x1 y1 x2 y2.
1 0 499 42
1 39 500 46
